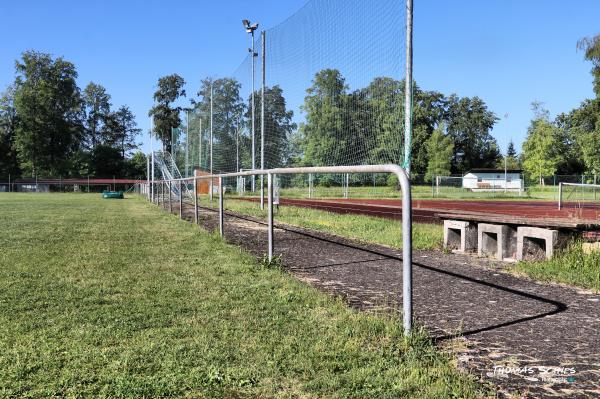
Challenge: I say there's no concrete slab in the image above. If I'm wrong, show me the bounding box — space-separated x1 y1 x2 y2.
478 223 516 260
444 220 476 253
517 226 559 261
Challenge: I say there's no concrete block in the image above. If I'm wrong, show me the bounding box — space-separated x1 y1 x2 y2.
444 220 477 253
517 226 559 261
478 223 516 260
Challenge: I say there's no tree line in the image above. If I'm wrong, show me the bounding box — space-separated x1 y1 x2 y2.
4 34 599 185
520 34 600 184
149 69 501 182
0 51 145 180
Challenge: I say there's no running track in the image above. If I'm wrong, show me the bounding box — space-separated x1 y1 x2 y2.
240 197 600 229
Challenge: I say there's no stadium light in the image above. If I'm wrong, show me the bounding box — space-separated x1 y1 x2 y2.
242 19 259 33
243 18 259 193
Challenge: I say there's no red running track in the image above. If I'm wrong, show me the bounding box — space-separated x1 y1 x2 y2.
241 197 600 227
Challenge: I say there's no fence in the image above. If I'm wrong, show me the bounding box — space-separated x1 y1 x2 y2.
421 174 599 200
139 164 415 334
558 182 600 210
0 177 143 193
165 0 408 186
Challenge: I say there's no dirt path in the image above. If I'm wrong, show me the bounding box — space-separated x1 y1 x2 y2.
167 201 600 398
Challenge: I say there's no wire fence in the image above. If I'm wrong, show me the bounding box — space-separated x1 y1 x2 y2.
0 177 143 193
168 0 406 185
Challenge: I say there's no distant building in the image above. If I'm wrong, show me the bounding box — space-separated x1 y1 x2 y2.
462 169 523 191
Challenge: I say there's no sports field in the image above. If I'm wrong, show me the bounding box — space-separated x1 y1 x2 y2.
0 193 484 398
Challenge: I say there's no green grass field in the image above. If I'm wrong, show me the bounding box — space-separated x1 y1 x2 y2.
0 193 485 398
215 198 443 250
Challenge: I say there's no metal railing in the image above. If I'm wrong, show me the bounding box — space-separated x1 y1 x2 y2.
558 182 600 210
141 164 414 334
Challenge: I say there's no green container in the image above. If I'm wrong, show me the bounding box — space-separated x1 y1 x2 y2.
102 191 124 199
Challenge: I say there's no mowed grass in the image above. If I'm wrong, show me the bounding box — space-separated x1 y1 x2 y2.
218 198 443 250
0 193 485 398
514 242 600 292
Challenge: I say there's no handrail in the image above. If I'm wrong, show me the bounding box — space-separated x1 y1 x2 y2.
143 164 413 334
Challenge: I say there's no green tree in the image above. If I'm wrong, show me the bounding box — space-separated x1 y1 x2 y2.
411 88 447 175
497 140 521 170
89 144 125 178
13 51 84 176
125 151 147 179
577 34 600 97
300 69 347 167
425 124 454 182
564 99 600 175
196 78 245 173
104 105 141 158
149 74 185 152
445 95 500 172
246 85 297 168
507 140 517 158
82 82 111 148
522 103 561 185
0 85 20 178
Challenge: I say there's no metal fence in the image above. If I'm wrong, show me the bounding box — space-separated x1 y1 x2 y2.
558 182 600 210
0 177 143 193
139 164 414 334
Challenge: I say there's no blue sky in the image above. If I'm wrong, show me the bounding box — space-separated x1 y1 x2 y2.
1 0 599 155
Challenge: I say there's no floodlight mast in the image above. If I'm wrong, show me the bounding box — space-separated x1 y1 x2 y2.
243 19 259 193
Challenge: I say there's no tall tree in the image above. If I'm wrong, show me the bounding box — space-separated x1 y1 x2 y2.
497 140 521 170
0 85 20 178
104 105 141 157
13 51 83 176
411 87 448 175
246 85 296 168
126 151 147 179
149 74 185 152
445 95 500 172
82 82 111 148
425 123 454 182
507 140 517 158
522 103 561 184
362 77 404 166
577 34 600 97
300 69 347 167
196 77 245 173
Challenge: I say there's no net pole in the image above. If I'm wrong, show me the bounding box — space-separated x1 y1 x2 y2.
150 117 155 203
251 30 256 193
210 82 214 202
403 0 413 174
260 30 266 210
146 155 150 199
185 110 189 177
558 182 563 210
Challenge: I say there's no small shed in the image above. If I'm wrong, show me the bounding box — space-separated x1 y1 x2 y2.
462 169 523 191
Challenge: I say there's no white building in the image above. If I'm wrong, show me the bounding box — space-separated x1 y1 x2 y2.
462 169 523 191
